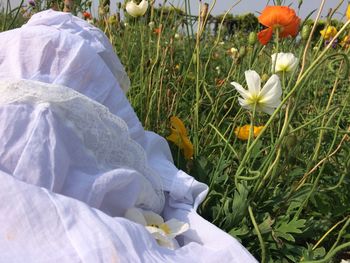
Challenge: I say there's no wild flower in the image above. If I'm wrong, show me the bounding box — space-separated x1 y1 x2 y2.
83 11 92 20
227 47 239 60
28 0 35 7
346 4 350 20
125 208 189 250
153 27 161 35
167 116 194 160
325 38 338 48
341 35 350 48
215 78 225 87
320 26 337 40
215 66 221 75
235 125 264 140
148 21 155 29
231 70 282 115
271 52 298 73
126 0 148 18
257 6 300 45
108 15 117 25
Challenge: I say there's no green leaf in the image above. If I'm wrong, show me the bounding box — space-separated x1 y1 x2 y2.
257 214 275 234
275 217 306 242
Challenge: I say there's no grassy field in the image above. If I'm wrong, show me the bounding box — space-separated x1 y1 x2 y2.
2 0 350 262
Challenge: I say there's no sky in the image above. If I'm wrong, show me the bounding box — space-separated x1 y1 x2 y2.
153 0 348 19
3 0 349 20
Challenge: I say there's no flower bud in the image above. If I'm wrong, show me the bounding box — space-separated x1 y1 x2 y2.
148 21 155 29
301 24 311 41
248 32 257 46
239 46 246 58
108 15 117 25
261 73 269 82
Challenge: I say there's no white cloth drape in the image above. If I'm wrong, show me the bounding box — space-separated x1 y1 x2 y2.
0 10 258 262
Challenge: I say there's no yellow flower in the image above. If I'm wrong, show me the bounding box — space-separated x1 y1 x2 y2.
320 26 337 40
346 4 350 20
167 116 194 159
235 125 264 141
341 35 350 48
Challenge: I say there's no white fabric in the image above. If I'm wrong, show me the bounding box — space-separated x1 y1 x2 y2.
0 10 258 262
0 79 164 214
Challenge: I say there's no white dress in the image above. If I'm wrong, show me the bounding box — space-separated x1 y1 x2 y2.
0 10 257 263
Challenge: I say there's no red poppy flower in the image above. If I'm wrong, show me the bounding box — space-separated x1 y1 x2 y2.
83 11 92 20
257 6 300 45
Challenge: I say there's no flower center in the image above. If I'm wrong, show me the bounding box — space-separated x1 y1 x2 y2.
159 223 171 235
273 24 284 34
149 223 171 235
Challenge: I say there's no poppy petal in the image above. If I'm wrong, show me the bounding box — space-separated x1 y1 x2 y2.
245 70 261 96
169 116 188 136
258 28 273 45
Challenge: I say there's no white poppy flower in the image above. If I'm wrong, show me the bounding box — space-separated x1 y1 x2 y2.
271 52 298 73
231 70 282 115
126 0 149 17
124 208 189 250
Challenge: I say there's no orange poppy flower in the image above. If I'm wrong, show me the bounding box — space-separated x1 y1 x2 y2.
235 125 264 141
153 27 162 35
257 6 300 45
167 116 194 160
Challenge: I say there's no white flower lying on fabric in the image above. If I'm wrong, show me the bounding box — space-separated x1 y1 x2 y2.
126 0 149 17
231 70 282 115
271 52 298 73
125 207 189 249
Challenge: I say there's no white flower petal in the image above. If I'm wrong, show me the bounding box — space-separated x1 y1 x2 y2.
124 208 147 226
231 81 250 99
271 52 298 73
126 0 148 17
260 74 281 100
257 105 276 115
163 219 189 238
157 238 178 250
145 226 175 249
238 97 253 110
142 210 164 226
145 226 166 237
245 70 261 95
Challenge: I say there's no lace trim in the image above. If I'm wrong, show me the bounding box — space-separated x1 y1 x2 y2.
0 79 164 212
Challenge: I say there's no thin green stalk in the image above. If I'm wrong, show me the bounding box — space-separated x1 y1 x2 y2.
248 206 266 263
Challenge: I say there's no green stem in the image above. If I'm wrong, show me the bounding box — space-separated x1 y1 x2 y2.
248 206 266 263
